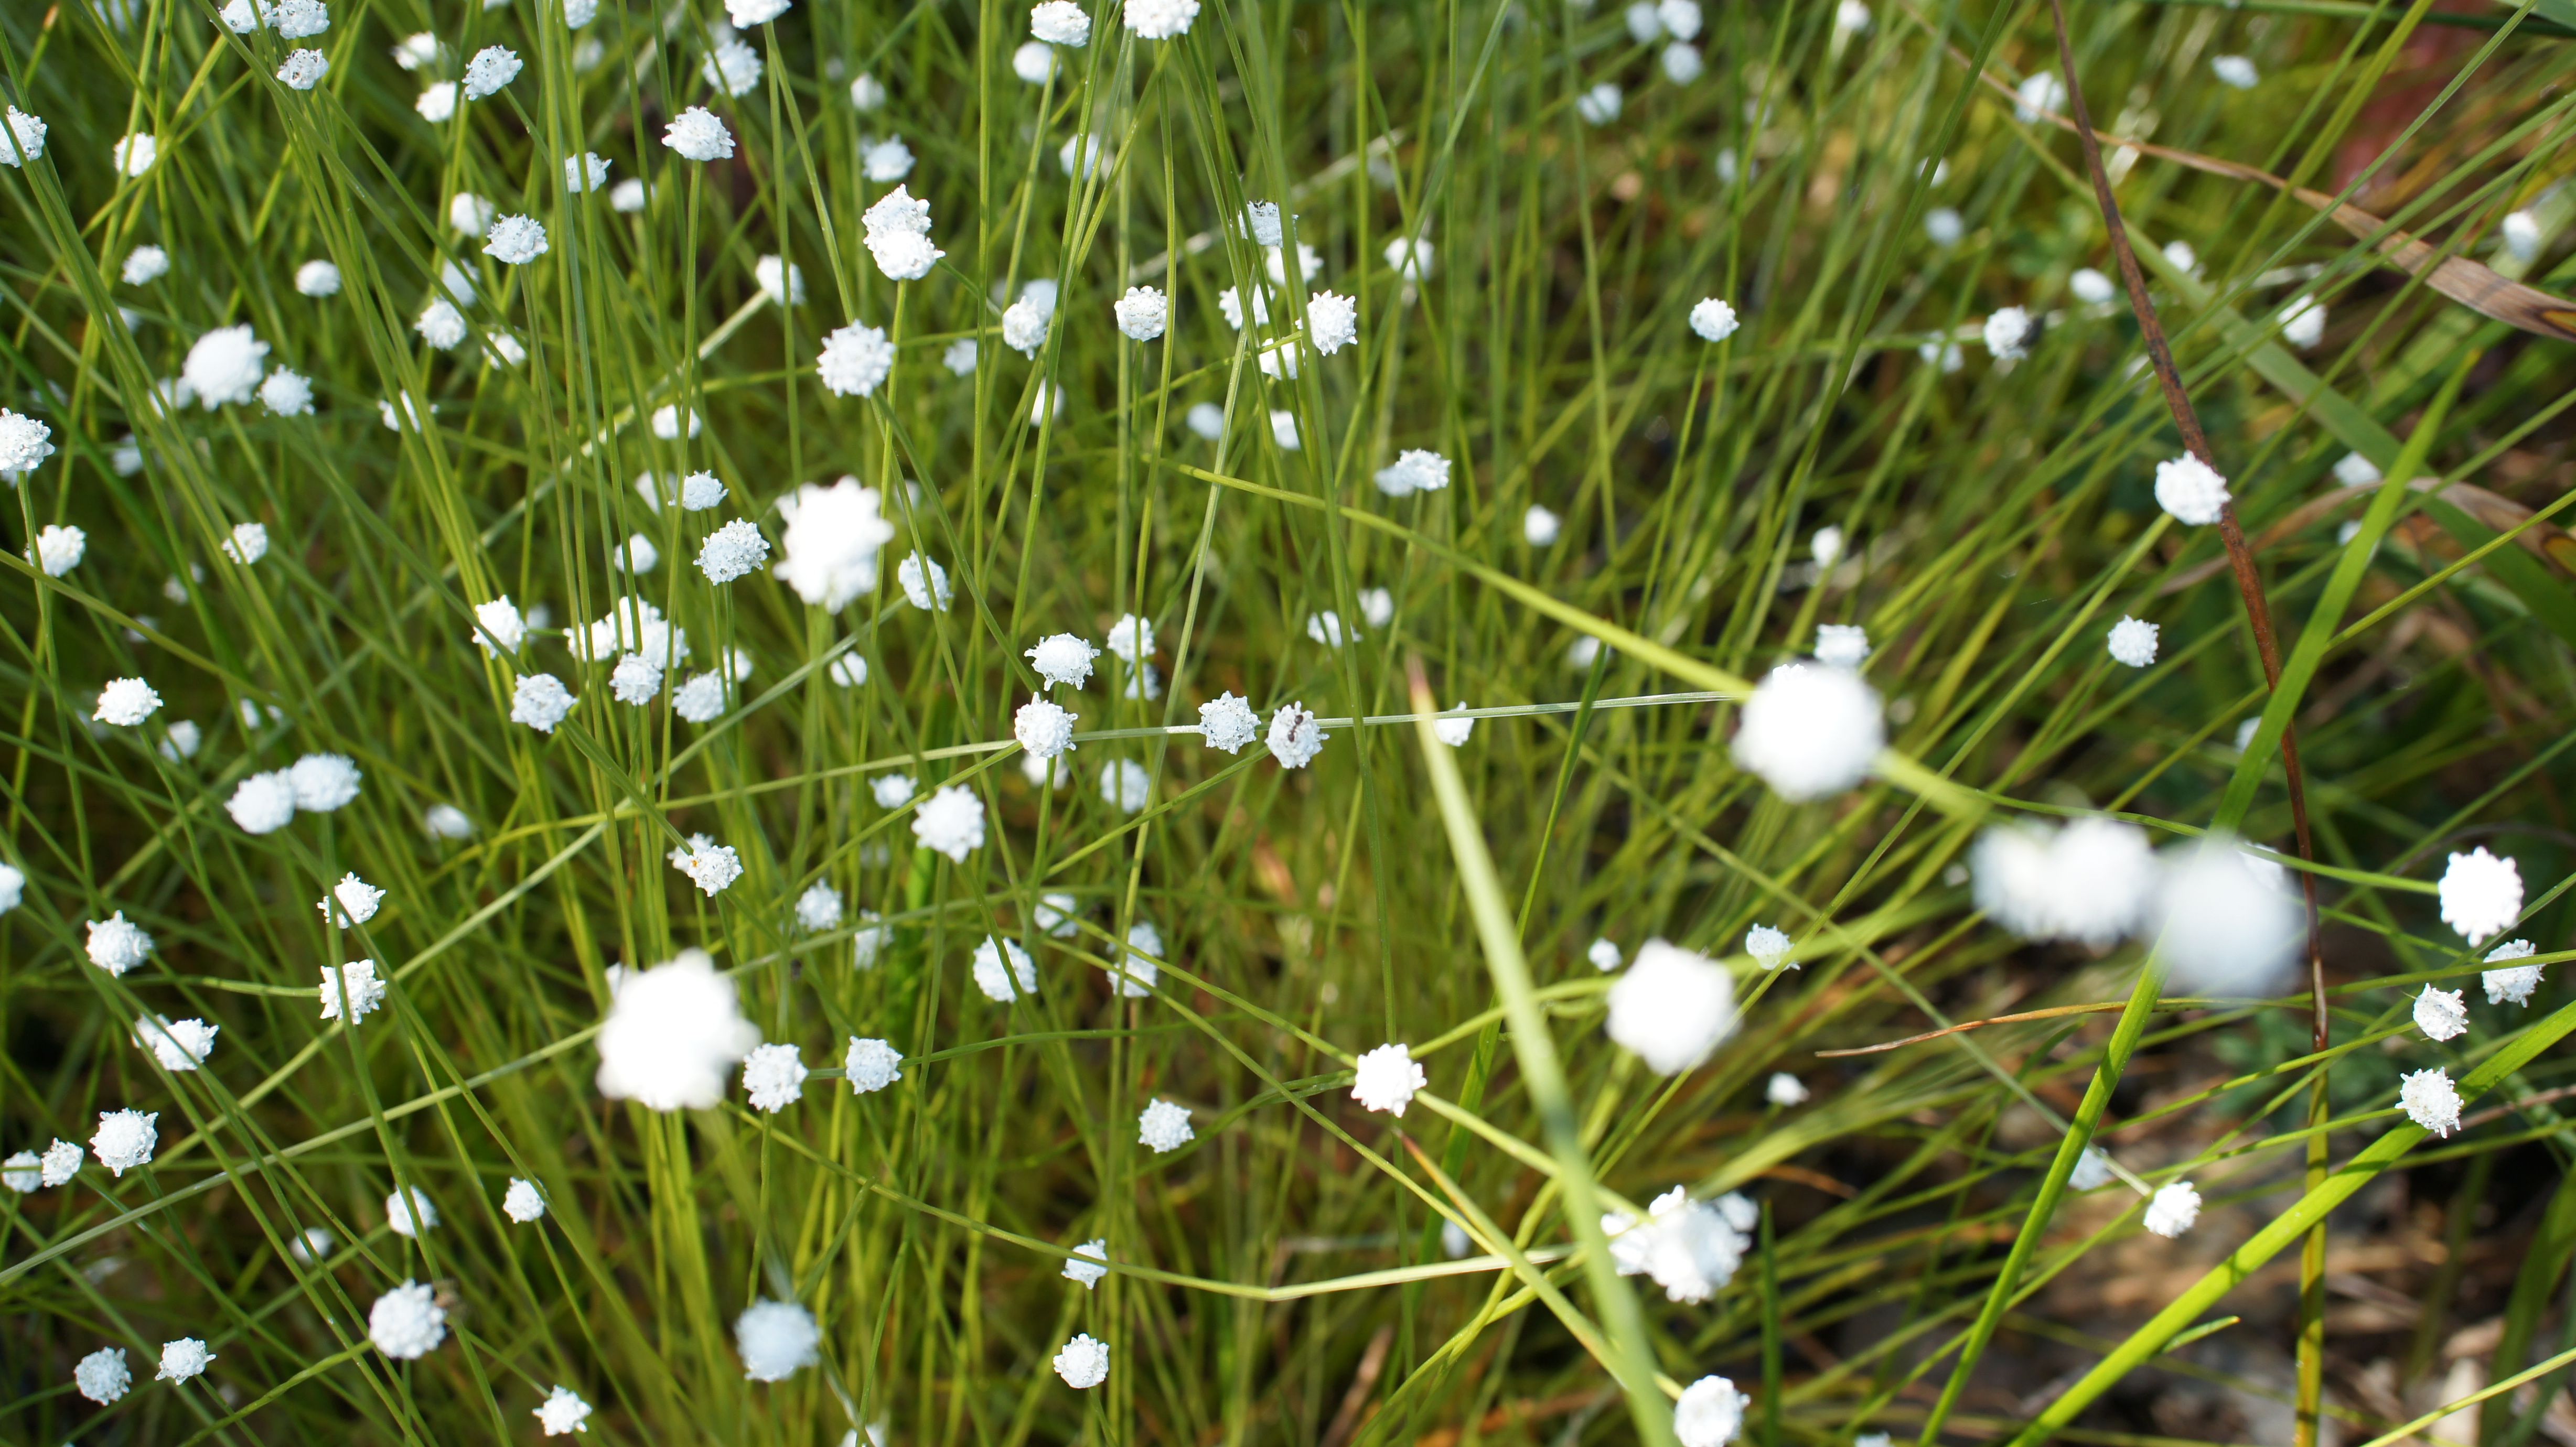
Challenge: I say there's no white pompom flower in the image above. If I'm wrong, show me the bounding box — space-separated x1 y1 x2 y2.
973 935 1038 1002
1064 1237 1110 1288
85 912 154 975
817 323 895 397
1605 939 1738 1074
319 958 387 1022
845 1036 904 1092
1115 286 1168 340
1027 633 1101 689
2150 836 2301 996
385 1183 439 1237
1032 1 1090 44
1305 290 1359 354
1137 1097 1193 1152
2153 455 2229 526
862 186 944 282
1054 1332 1110 1389
1351 1043 1426 1117
664 107 736 161
156 1337 213 1383
1198 693 1260 753
535 1386 593 1436
369 1280 447 1358
2398 1067 2462 1137
2142 1180 2202 1238
2437 846 2522 945
34 524 84 576
502 1177 547 1223
1015 698 1079 760
1982 305 2033 360
1673 1375 1747 1447
697 519 771 584
76 1347 132 1405
133 1015 218 1071
734 1299 821 1382
1125 0 1200 40
2107 616 2158 667
91 1108 158 1175
1689 297 1738 342
1814 624 1870 669
595 949 763 1110
485 214 548 265
289 752 361 811
1374 449 1451 496
512 673 578 733
2483 939 2544 1007
2413 984 2468 1042
740 1043 808 1112
1267 703 1327 768
1731 663 1884 801
913 784 986 860
463 45 521 100
1744 924 1791 969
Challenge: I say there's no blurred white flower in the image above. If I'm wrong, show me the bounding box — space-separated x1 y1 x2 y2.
2211 55 2259 89
1054 1332 1110 1388
1982 306 2033 361
1374 449 1450 496
463 46 522 100
2414 984 2468 1042
972 936 1037 1001
2108 616 2158 667
1605 940 1737 1074
2153 455 2229 526
735 1299 821 1381
2438 846 2521 944
1137 1098 1193 1151
1745 924 1791 968
502 1177 547 1223
913 784 985 860
1731 663 1883 801
319 958 387 1022
596 949 762 1109
75 1347 132 1405
385 1184 438 1236
369 1281 446 1358
2142 1180 2201 1238
846 1036 904 1092
1674 1375 1747 1447
1351 1043 1425 1116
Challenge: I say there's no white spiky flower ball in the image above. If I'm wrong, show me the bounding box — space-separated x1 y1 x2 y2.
2153 455 2230 526
1306 290 1359 354
485 214 548 264
1814 624 1870 669
845 1036 904 1093
1054 1332 1110 1389
1604 940 1737 1075
319 959 387 1022
1373 449 1451 496
1673 1375 1748 1447
2413 984 2468 1042
740 1043 808 1113
535 1386 593 1436
1032 0 1090 44
91 1108 158 1174
1351 1043 1426 1116
0 409 55 472
2483 939 2543 1007
2107 616 2159 667
385 1184 439 1237
1689 297 1738 342
776 478 897 609
1268 703 1327 768
1064 1238 1109 1288
2142 1180 2202 1238
1100 759 1152 814
664 106 735 160
502 1178 547 1223
2437 846 2521 945
289 752 361 811
1137 1097 1193 1152
594 949 763 1110
463 45 522 99
2398 1067 2462 1137
156 1337 213 1383
1026 633 1100 689
1731 663 1884 801
862 186 943 281
1744 924 1791 969
1982 305 2033 360
912 784 986 861
1114 286 1168 340
76 1347 132 1405
734 1299 821 1381
34 525 84 576
972 936 1038 1002
1198 693 1260 753
133 1015 218 1071
369 1281 447 1358
1587 938 1624 971
1015 698 1080 761
86 912 153 975
512 673 578 732
2149 836 2300 995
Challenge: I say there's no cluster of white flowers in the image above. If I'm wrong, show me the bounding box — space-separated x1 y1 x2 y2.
1970 816 2158 948
1604 1186 1754 1304
864 186 944 282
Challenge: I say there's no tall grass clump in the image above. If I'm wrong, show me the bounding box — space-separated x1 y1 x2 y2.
7 0 2576 1443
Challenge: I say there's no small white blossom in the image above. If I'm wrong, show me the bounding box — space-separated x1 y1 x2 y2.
2211 54 2259 89
2398 1067 2462 1137
2484 939 2543 1007
2013 71 2066 123
76 1347 132 1405
849 73 887 110
1983 306 2034 361
863 185 943 281
2154 455 2230 526
1026 633 1100 689
502 1177 547 1223
1588 937 1624 971
2 1151 40 1193
511 673 578 732
845 1036 903 1092
696 519 771 584
1032 1 1090 44
1384 235 1434 281
0 409 55 472
535 1386 592 1435
156 1337 213 1383
973 935 1038 1001
41 1138 84 1186
1267 702 1326 768
610 652 664 705
259 368 314 416
565 152 611 192
1126 0 1199 39
2069 1147 2115 1191
1731 663 1884 801
741 1043 808 1111
319 958 388 1022
185 325 270 407
472 597 527 654
121 245 169 285
1815 624 1870 669
703 37 763 97
1766 1072 1809 1106
1137 1098 1193 1152
1834 0 1872 33
86 911 153 975
2280 294 2326 350
898 552 952 611
1115 286 1169 340
1100 759 1151 814
753 256 804 309
34 525 84 576
1216 285 1269 330
1003 296 1051 358
670 835 743 895
277 48 329 88
1307 610 1357 648
2142 1180 2201 1238
2108 616 2159 667
1063 1238 1109 1288
1575 83 1623 127
664 107 736 161
416 298 468 351
416 82 458 123
795 882 843 933
2439 846 2522 945
610 178 648 211
1306 290 1359 354
1015 698 1080 761
1925 207 1964 247
385 1184 439 1237
1374 449 1451 496
426 804 475 838
872 773 916 808
1433 702 1474 747
1689 297 1738 342
1745 924 1792 969
1054 1332 1110 1389
1661 42 1704 84
818 322 895 396
463 46 522 100
91 1108 157 1175
860 135 915 181
1351 1043 1425 1116
1197 692 1260 753
369 1281 447 1358
1107 613 1153 663
484 214 548 265
1675 1376 1747 1447
289 752 361 811
913 784 986 861
729 0 791 21
2070 267 2116 305
134 1015 218 1071
2414 984 2468 1042
1012 39 1057 82
114 132 159 177
1525 505 1562 545
226 770 297 833
0 106 48 167
319 872 385 926
1605 939 1737 1074
294 258 341 296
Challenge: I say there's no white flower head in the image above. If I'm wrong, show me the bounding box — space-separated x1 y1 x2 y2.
670 835 744 895
2280 293 2326 349
2108 616 2159 667
898 552 952 611
735 1299 820 1381
86 912 154 975
76 1347 132 1405
872 773 916 808
863 186 943 281
114 132 159 177
276 48 329 88
416 297 468 351
369 1281 447 1358
1587 937 1624 971
1674 1375 1747 1447
463 45 521 99
972 935 1038 1001
1731 662 1884 801
845 1036 904 1092
2414 984 2468 1042
91 1108 157 1174
664 107 736 161
512 673 578 732
795 882 843 933
1106 613 1155 663
2070 267 2116 305
1306 290 1359 354
818 322 895 397
1973 816 2158 948
34 525 84 577
502 1176 547 1223
1433 701 1475 748
2014 70 2066 123
2069 1147 2116 1191
1689 297 1738 343
472 597 527 654
2150 836 2301 994
2483 938 2544 1007
121 244 169 285
535 1386 592 1435
1015 698 1079 761
1114 286 1169 340
1137 1097 1193 1151
2153 455 2230 526
0 106 48 167
1064 1237 1109 1288
1032 1 1090 44
426 804 474 839
913 784 986 861
2334 451 2384 487
1525 505 1562 545
1575 82 1623 126
728 0 791 21
2142 1180 2202 1238
1055 1332 1110 1388
703 36 763 97
1197 692 1260 753
133 1015 218 1071
1925 207 1964 247
2398 1067 2462 1137
1766 1072 1809 1106
1268 702 1327 769
849 72 888 109
610 653 664 706
697 519 771 584
1982 306 2033 360
1002 296 1051 357
860 135 915 181
289 752 361 811
184 325 270 408
775 478 896 609
385 1184 439 1237
1124 0 1199 38
259 368 314 416
1026 633 1100 689
2438 846 2521 945
156 1337 213 1383
1375 449 1451 496
416 82 458 123
564 152 611 192
610 177 648 211
1745 924 1792 969
319 958 387 1022
0 409 55 472
1351 1043 1426 1116
596 949 763 1109
2212 53 2259 89
485 214 548 265
1605 939 1738 1074
41 1138 83 1186
1109 921 1161 997
1815 624 1870 669
741 1043 808 1112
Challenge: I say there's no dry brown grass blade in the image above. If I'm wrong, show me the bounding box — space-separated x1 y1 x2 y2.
1954 50 2576 343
